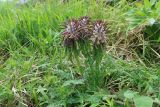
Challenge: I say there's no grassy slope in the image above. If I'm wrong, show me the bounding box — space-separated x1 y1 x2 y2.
0 0 160 107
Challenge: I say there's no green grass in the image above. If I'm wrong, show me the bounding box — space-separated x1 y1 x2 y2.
0 0 160 107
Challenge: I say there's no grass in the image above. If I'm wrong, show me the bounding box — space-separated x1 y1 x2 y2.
0 0 160 107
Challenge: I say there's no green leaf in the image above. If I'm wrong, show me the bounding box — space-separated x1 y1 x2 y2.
63 79 84 86
37 86 49 100
37 86 47 93
90 103 99 107
134 96 153 107
150 0 157 5
155 1 160 8
124 90 138 99
158 36 160 42
85 94 102 104
86 96 100 103
144 0 152 9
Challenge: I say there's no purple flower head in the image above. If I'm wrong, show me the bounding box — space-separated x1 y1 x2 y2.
78 16 92 38
62 19 80 47
91 20 107 45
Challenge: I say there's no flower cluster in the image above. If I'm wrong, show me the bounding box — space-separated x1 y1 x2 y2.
78 16 92 39
92 21 107 45
62 19 79 47
62 16 107 47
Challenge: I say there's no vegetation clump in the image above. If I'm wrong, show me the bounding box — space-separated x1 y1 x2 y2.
0 0 160 107
62 17 108 89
